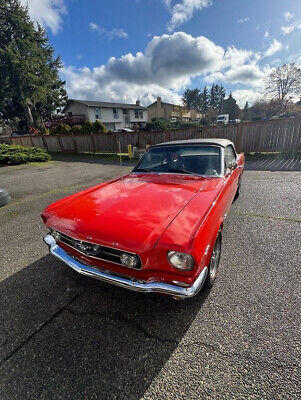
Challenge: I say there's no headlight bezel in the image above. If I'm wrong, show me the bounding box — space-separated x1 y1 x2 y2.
167 251 195 271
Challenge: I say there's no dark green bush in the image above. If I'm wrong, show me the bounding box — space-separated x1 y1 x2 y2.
51 123 71 135
92 120 107 133
81 120 107 134
0 144 51 165
145 118 173 131
71 124 83 134
146 117 202 131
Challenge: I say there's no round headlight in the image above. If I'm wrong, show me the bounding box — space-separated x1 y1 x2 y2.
167 251 194 271
120 253 139 268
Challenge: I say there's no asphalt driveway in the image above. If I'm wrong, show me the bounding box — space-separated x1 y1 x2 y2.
0 154 300 400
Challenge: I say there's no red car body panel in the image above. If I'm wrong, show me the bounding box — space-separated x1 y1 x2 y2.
42 150 244 287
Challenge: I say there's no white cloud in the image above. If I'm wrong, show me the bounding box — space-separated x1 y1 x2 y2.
20 0 66 34
232 89 261 107
89 22 128 39
264 39 282 57
281 21 301 35
264 31 269 38
205 64 267 88
238 17 250 24
166 0 212 31
284 11 295 22
62 32 263 106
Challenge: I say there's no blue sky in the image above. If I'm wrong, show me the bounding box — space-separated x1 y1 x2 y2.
22 0 301 106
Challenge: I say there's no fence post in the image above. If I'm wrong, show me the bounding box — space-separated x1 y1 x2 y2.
236 122 243 153
42 136 48 151
91 135 96 154
57 135 63 152
128 144 133 158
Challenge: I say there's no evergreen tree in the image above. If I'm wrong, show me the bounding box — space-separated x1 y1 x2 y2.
201 87 210 112
223 93 241 120
217 85 225 113
0 0 67 127
242 101 250 120
182 88 201 109
209 85 218 110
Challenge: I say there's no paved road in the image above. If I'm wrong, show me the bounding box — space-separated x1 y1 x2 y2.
0 155 300 400
245 154 301 171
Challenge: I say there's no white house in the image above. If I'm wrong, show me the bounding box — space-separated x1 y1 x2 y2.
64 99 148 131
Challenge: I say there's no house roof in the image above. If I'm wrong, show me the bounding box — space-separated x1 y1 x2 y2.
66 99 147 110
147 100 201 113
152 138 234 148
147 100 184 108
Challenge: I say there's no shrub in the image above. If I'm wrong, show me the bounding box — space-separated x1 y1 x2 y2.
71 124 83 134
145 118 173 131
51 123 71 135
80 120 107 134
0 144 51 165
39 127 50 135
92 120 107 133
29 126 40 135
80 121 94 134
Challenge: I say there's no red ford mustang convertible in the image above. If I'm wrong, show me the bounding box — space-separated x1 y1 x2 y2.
42 139 244 299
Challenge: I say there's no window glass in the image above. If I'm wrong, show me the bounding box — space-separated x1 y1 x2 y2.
134 145 221 176
224 145 236 168
95 108 101 119
135 110 143 119
113 108 119 119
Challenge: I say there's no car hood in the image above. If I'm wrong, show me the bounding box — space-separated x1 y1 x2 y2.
44 173 221 253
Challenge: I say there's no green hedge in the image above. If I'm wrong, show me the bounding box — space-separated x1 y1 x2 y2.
50 121 107 135
0 144 51 165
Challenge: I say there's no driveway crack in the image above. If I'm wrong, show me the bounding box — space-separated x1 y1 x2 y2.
66 308 178 345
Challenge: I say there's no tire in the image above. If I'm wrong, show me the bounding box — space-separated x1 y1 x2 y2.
205 231 222 288
0 188 10 207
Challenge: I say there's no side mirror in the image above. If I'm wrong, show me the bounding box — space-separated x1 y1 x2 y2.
228 160 238 170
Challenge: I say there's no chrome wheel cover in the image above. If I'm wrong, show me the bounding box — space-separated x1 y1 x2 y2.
209 236 221 281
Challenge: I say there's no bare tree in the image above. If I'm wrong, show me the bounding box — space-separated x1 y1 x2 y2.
265 63 301 103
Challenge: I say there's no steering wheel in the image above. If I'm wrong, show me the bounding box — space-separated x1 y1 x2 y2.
205 169 218 176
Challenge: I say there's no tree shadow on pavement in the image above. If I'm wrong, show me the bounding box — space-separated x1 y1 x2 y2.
0 255 209 400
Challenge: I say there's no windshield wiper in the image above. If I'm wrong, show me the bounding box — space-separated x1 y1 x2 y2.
166 168 204 177
135 167 156 173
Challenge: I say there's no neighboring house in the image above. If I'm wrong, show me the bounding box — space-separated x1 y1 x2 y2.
147 97 203 122
293 100 301 113
64 99 148 131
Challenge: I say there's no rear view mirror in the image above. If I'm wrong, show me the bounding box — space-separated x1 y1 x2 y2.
228 161 238 170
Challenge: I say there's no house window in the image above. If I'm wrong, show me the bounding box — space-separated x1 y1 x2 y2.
113 108 119 119
135 110 144 119
123 109 127 115
95 108 101 119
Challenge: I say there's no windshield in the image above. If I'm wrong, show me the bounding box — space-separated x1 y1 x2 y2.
133 145 221 176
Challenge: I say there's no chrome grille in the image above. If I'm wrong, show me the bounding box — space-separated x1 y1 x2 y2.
58 232 142 270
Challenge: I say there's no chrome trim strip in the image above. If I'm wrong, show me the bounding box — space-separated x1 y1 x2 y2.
53 228 140 256
59 241 141 269
52 228 143 269
44 234 208 299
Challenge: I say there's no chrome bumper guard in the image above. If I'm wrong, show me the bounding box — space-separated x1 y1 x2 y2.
44 234 208 299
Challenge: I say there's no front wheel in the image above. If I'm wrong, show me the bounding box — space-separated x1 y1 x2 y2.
205 232 222 288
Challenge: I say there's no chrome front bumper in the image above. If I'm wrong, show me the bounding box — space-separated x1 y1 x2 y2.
44 234 208 299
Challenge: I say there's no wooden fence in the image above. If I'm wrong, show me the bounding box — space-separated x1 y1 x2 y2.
1 119 300 154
